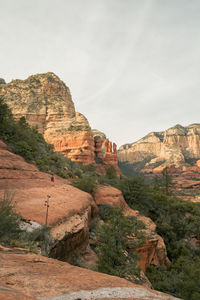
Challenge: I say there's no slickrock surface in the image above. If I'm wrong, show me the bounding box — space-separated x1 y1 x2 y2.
0 286 36 300
93 186 170 272
0 140 97 259
0 249 180 300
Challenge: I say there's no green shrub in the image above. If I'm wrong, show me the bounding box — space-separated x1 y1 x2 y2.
106 166 117 179
0 191 21 243
98 204 113 220
0 190 53 255
95 156 104 164
118 176 200 298
72 176 97 194
96 206 145 280
0 96 88 179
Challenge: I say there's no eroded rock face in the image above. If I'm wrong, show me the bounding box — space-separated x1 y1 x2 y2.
0 140 97 260
0 73 94 164
93 130 121 176
49 130 95 164
93 186 170 272
118 123 200 167
0 248 180 299
1 73 120 170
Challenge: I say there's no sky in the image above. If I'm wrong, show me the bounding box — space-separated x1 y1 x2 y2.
1 0 200 147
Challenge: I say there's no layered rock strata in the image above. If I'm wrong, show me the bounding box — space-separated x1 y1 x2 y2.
118 124 200 167
0 72 120 173
93 130 121 176
0 72 93 164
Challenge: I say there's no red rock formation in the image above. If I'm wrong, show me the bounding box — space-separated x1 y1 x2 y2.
0 140 97 260
0 142 178 299
103 138 121 176
118 123 200 166
141 162 200 202
92 131 121 176
0 247 180 299
94 136 104 160
93 185 170 272
1 73 121 170
47 131 95 164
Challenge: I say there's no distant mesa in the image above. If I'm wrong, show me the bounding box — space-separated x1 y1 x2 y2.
118 123 200 167
118 123 200 201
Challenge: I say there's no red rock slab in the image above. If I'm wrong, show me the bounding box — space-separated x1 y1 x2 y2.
0 286 36 300
0 140 94 227
0 251 179 299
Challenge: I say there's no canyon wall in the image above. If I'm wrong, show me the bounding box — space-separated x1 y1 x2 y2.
118 124 200 168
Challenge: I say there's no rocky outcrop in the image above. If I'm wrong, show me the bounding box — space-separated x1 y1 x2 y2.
0 246 180 300
93 186 170 272
49 131 95 164
1 72 120 173
93 130 121 176
118 123 200 167
0 72 94 164
0 140 97 261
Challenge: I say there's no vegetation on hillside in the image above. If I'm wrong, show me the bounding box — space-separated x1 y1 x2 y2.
0 191 51 254
1 96 200 298
118 175 200 300
0 95 95 179
90 205 146 282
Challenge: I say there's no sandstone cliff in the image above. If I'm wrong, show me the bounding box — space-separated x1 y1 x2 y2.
0 72 120 173
118 123 200 171
118 124 200 201
119 124 200 166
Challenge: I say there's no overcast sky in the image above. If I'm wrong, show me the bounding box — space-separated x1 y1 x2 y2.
1 0 200 147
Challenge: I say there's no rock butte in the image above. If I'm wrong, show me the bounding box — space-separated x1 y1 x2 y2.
0 140 176 299
0 72 120 175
